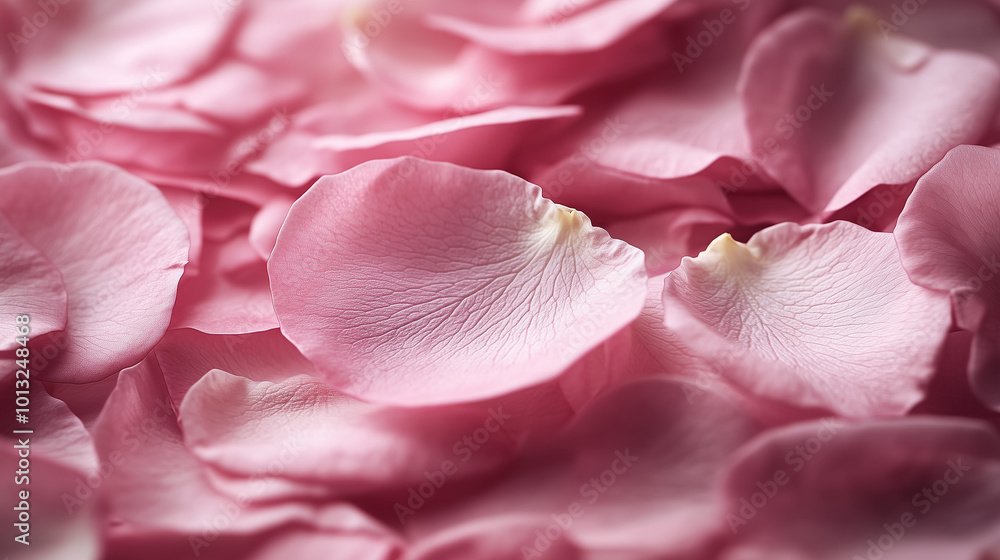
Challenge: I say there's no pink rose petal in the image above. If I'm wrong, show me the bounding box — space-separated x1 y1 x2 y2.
896 145 1000 409
0 162 189 383
663 220 952 416
739 8 1000 213
720 417 1000 560
0 212 66 350
270 157 647 405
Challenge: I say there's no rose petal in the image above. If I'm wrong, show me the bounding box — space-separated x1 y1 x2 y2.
739 8 1000 213
270 157 647 405
663 220 952 416
179 370 517 493
720 417 1000 560
11 0 231 94
0 162 189 383
0 212 66 350
406 378 760 556
895 145 1000 409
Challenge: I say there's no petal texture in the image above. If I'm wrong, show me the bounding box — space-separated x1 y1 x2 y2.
663 221 952 416
0 162 189 383
270 158 647 404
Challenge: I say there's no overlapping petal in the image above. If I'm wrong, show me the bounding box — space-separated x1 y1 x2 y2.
662 221 952 416
720 417 1000 560
739 8 1000 213
896 145 1000 409
0 162 189 383
270 157 647 404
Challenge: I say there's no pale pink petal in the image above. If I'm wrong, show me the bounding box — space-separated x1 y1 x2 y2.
160 186 205 274
425 0 678 54
663 221 952 417
895 145 1000 409
92 358 318 537
249 195 295 259
526 62 750 192
270 157 647 405
343 3 669 111
0 162 189 383
739 8 1000 213
249 104 581 188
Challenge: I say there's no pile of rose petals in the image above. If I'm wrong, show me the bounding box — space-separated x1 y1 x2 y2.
2 0 1000 559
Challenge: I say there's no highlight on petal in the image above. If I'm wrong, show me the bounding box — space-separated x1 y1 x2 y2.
269 157 647 405
738 8 1000 213
662 220 952 417
0 162 189 383
895 145 1000 409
